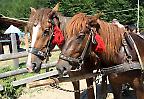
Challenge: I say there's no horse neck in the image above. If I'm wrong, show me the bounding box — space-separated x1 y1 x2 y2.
58 15 71 31
97 20 124 65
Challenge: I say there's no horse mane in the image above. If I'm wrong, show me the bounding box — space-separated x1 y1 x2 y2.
65 12 125 64
65 13 88 39
97 19 124 64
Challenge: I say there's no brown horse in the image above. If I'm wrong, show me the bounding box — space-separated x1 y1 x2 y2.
26 4 93 99
26 3 70 72
56 12 144 99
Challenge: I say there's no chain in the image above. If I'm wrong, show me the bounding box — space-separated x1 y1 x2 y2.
49 83 94 93
48 73 102 93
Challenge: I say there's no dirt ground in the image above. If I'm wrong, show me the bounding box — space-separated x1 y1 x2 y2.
18 79 136 99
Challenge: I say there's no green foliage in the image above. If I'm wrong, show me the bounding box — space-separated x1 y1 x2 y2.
0 67 22 98
0 0 143 27
0 77 23 99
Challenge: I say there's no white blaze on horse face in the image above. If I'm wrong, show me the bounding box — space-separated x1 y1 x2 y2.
27 23 41 67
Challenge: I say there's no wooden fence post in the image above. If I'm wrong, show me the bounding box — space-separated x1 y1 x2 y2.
11 33 19 68
0 42 4 54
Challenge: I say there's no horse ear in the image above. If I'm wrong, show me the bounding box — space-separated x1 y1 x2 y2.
88 12 104 27
30 7 36 14
52 3 60 12
88 16 98 27
94 12 104 19
49 3 60 18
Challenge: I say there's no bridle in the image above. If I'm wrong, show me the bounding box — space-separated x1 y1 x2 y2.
59 27 97 71
28 12 59 60
28 27 54 60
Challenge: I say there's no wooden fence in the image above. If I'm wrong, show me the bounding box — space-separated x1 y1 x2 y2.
0 45 60 91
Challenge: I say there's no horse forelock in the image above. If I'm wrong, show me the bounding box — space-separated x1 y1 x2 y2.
27 8 52 31
65 13 88 38
97 19 124 63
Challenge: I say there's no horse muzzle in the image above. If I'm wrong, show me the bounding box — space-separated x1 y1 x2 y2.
56 59 72 76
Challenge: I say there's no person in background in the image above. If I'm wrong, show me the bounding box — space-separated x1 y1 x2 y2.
15 33 21 49
125 24 138 34
112 19 125 29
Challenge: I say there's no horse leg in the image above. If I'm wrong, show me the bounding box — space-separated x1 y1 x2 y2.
72 81 80 99
131 77 144 99
100 75 107 99
108 75 122 99
86 78 95 99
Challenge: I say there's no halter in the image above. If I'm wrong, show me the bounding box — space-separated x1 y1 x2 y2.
59 27 97 71
29 25 54 60
28 12 58 60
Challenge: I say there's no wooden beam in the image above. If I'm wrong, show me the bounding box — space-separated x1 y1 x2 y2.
0 61 57 78
0 16 27 27
0 51 28 61
27 72 99 88
12 70 59 87
0 49 60 61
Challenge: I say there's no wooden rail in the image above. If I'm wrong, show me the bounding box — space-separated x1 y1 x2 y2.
0 61 57 78
12 70 59 87
0 49 60 61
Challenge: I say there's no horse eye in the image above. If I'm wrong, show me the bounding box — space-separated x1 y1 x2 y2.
76 33 85 43
77 33 85 39
43 28 50 36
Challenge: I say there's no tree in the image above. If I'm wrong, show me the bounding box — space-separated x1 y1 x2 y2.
0 0 143 28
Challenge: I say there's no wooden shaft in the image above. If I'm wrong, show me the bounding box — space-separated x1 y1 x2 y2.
27 72 99 88
26 78 59 88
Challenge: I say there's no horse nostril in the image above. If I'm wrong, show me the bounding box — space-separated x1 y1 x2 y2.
32 63 36 69
26 67 33 72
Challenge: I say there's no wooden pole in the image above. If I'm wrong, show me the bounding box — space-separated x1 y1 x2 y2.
0 61 57 78
0 51 28 61
137 0 140 33
24 26 29 51
11 33 19 68
12 70 59 87
27 72 99 88
0 42 4 54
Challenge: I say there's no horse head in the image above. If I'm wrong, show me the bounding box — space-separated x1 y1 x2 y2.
26 3 62 73
56 13 100 75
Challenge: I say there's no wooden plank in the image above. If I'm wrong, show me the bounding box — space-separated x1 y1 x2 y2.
11 33 19 68
0 51 28 61
12 70 59 87
0 61 57 78
27 72 99 88
0 49 60 61
0 85 4 91
0 40 11 43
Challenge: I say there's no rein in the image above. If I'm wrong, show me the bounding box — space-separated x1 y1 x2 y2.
59 28 96 71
